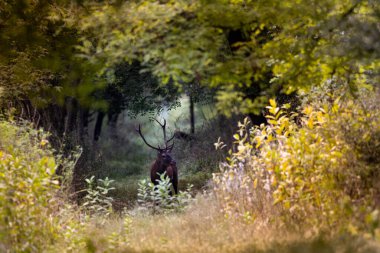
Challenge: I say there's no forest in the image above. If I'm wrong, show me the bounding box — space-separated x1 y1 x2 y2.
1 0 380 252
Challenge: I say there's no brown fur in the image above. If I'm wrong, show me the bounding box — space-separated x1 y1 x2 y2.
150 153 178 195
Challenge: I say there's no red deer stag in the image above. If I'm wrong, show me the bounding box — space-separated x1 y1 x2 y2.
136 119 178 195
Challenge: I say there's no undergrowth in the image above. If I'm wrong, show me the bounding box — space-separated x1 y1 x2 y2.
1 88 380 252
213 89 380 236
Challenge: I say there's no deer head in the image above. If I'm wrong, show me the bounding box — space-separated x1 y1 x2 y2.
136 119 175 165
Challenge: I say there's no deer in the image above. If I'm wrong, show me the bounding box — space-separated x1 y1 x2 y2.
136 119 178 195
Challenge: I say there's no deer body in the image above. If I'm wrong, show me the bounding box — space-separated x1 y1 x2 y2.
151 156 178 194
137 119 178 195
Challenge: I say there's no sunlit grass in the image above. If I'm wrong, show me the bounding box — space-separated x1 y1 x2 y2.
74 195 380 253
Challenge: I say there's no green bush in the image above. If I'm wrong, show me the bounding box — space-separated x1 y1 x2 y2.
0 120 60 252
213 90 380 234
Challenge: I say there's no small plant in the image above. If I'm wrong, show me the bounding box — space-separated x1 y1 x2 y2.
137 172 193 213
83 176 115 217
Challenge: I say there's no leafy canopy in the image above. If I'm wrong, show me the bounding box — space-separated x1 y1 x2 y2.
78 0 380 115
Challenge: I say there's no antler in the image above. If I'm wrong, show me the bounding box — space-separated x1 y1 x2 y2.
136 119 175 152
154 119 167 143
136 125 161 151
155 119 175 151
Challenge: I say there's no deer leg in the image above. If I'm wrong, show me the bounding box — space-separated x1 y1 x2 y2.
173 182 178 195
165 166 174 195
172 176 178 195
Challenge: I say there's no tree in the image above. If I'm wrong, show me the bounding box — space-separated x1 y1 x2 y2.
77 0 380 116
0 0 181 194
93 61 180 141
0 0 181 141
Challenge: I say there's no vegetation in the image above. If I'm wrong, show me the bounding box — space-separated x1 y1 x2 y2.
77 0 380 114
137 173 193 213
0 0 380 252
0 121 60 252
214 89 380 233
82 176 115 217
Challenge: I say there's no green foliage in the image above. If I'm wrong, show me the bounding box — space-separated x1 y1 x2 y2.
0 119 130 252
0 0 103 107
213 89 380 233
83 176 115 218
103 62 180 117
77 0 380 115
137 173 193 213
0 120 60 252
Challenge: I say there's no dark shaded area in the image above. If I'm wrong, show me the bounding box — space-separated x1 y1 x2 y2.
227 28 299 125
1 61 180 197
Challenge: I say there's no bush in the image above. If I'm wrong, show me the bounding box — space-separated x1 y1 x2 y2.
213 90 380 233
0 120 60 252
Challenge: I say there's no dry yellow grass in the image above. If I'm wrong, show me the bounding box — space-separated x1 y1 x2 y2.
77 195 380 253
128 196 263 253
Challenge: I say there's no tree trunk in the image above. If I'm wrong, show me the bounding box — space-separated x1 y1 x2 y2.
94 111 105 141
78 108 89 143
64 97 78 136
189 95 195 134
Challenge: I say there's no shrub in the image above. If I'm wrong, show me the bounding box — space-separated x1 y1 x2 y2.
213 90 380 233
0 120 60 252
137 173 193 213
